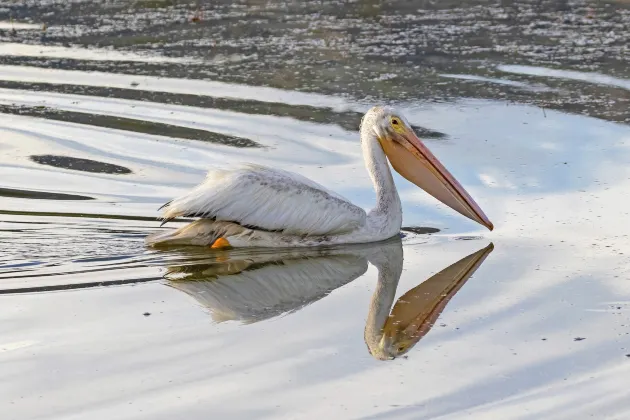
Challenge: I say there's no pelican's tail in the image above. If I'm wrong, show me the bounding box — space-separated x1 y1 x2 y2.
145 220 246 247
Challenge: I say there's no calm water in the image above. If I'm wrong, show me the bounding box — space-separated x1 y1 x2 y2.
2 1 630 419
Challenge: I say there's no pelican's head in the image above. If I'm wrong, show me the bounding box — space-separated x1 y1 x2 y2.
361 106 493 231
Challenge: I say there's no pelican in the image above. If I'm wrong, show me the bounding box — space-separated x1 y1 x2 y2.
146 106 493 248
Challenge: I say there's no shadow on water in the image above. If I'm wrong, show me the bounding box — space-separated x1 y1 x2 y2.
4 104 262 148
162 238 493 361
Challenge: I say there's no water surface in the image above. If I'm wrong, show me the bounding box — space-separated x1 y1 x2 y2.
2 1 630 419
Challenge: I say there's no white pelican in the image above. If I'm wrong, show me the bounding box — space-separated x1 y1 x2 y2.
146 106 493 248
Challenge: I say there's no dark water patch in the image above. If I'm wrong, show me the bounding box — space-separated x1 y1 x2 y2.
3 261 153 280
401 226 441 235
455 236 484 241
0 276 162 295
0 209 193 224
1 104 261 147
0 187 94 201
72 254 136 264
411 126 447 140
0 260 43 269
112 233 148 239
31 154 132 175
0 219 51 225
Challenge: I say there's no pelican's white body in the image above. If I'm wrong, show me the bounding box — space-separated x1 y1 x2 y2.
146 108 404 248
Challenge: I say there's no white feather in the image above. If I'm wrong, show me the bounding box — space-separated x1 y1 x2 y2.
161 163 367 236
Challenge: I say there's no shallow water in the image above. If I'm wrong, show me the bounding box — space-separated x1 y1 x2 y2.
3 2 630 419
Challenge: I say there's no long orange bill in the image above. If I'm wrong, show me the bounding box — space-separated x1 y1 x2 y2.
380 129 493 230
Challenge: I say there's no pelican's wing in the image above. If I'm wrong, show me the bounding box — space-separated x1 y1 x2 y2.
160 163 367 236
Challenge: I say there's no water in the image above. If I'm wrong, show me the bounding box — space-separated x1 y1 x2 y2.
2 1 630 419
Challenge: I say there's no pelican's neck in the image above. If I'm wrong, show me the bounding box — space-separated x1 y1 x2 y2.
361 128 402 222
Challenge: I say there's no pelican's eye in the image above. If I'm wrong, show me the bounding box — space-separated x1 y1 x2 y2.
390 116 405 134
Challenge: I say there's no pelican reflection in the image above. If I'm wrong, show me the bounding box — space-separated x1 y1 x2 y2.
365 242 493 360
164 239 493 359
